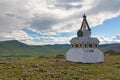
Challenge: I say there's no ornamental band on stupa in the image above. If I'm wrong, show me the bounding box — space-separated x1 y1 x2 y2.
66 14 104 63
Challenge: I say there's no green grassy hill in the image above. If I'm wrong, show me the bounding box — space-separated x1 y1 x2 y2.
0 40 120 57
0 40 69 57
0 40 35 57
99 43 120 52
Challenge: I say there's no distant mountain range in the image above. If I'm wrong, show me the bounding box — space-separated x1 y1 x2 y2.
0 40 120 57
99 43 120 52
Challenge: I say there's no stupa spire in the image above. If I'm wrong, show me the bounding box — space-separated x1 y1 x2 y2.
80 14 91 31
77 14 91 37
83 14 86 19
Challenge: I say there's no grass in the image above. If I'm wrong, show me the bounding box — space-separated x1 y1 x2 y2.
0 55 120 80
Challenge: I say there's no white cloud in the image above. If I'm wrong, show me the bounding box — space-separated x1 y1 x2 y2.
112 35 120 43
5 30 33 42
0 0 120 45
27 0 120 34
98 34 120 44
23 36 73 45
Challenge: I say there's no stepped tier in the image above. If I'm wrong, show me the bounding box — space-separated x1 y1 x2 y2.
70 37 99 44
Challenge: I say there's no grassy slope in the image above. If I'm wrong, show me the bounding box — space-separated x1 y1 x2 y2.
100 44 120 52
0 40 69 57
0 40 35 57
0 40 120 57
0 55 120 80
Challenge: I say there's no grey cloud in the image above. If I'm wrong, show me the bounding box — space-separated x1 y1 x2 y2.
113 35 120 40
54 0 83 9
0 15 15 32
29 13 81 33
0 0 30 32
30 14 60 31
0 36 13 42
88 0 120 14
55 0 82 3
54 3 83 9
96 0 120 12
5 13 16 17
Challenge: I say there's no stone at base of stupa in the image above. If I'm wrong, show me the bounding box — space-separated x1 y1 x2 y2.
66 48 104 63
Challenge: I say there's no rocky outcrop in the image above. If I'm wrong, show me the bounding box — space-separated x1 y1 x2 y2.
55 54 65 59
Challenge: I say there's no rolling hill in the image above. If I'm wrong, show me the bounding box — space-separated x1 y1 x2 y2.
0 40 119 57
99 43 120 52
0 40 69 57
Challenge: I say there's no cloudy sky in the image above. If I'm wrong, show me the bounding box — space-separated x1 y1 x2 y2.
0 0 120 45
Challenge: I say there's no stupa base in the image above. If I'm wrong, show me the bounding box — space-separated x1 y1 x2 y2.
66 48 104 63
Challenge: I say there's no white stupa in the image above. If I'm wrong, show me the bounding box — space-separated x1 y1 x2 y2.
66 14 104 63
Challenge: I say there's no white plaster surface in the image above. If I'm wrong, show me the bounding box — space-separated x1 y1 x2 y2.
66 48 104 63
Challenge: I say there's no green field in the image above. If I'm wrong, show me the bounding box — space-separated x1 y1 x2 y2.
0 55 120 80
